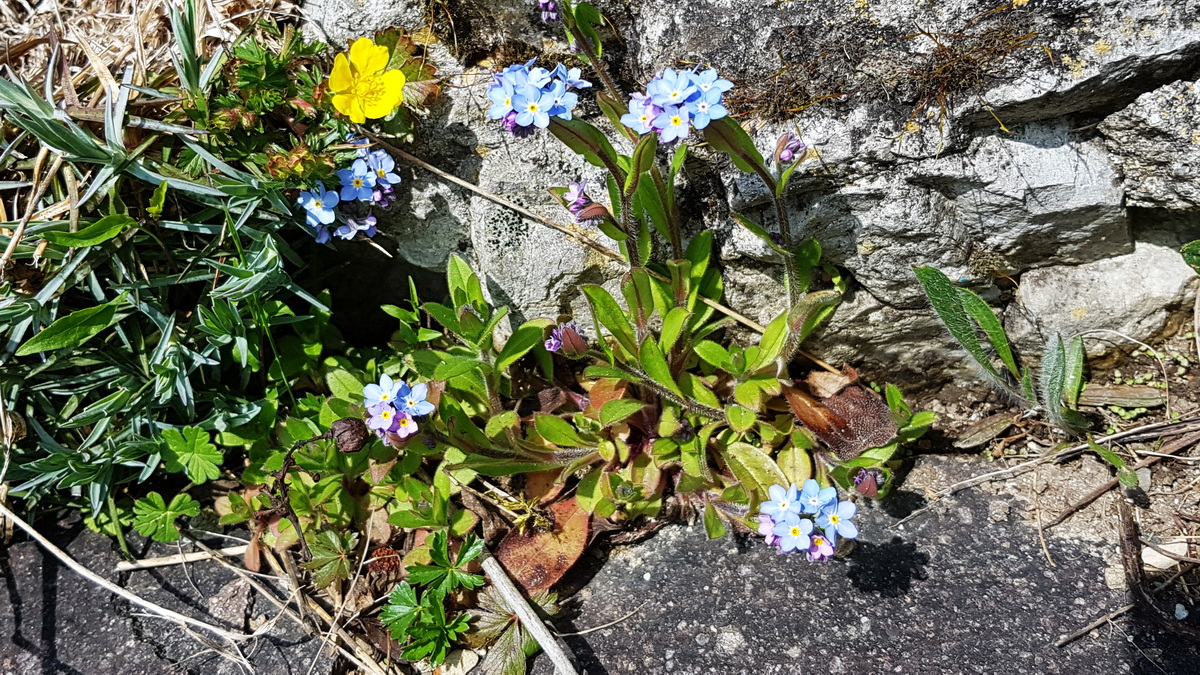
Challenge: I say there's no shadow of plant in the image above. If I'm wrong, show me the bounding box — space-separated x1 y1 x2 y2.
846 536 930 598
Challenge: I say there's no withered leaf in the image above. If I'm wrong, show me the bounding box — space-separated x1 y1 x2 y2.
494 498 589 594
583 378 627 419
805 369 853 399
523 469 564 505
784 385 897 460
953 413 1018 449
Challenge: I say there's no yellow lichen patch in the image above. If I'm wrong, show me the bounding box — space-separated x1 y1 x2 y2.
1061 54 1086 78
1071 307 1090 320
1093 39 1113 55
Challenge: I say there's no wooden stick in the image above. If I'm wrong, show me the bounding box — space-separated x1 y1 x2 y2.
481 555 579 675
115 545 249 572
0 154 62 281
0 500 250 641
1053 603 1134 647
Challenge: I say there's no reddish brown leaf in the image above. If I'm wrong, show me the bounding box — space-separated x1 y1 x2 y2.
805 370 853 399
524 470 565 505
538 387 568 414
494 498 589 594
583 378 627 420
783 385 896 460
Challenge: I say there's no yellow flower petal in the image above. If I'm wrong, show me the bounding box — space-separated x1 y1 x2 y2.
329 53 352 93
347 37 389 76
332 93 366 124
381 68 407 106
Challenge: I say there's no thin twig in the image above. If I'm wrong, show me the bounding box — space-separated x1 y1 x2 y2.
0 500 251 642
1140 538 1200 565
554 601 649 637
0 154 62 280
1054 603 1134 647
1043 430 1200 531
1033 467 1056 567
115 545 249 572
481 555 579 675
185 535 382 675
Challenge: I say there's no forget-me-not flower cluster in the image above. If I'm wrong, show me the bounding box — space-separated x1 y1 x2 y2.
620 67 732 143
757 479 858 561
487 60 591 137
362 374 436 442
296 146 399 243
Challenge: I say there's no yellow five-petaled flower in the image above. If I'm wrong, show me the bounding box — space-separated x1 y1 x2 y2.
328 38 406 124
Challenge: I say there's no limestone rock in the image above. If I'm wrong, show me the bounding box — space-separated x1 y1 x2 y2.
1100 80 1200 210
1005 241 1199 356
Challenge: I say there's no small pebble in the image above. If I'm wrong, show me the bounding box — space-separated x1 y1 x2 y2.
1176 604 1190 621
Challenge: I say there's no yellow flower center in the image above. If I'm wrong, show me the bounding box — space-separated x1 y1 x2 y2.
527 102 540 112
379 410 392 420
398 417 410 427
377 169 386 177
814 537 825 546
671 116 682 126
789 526 801 537
313 199 324 208
379 393 391 401
829 514 840 524
353 178 363 187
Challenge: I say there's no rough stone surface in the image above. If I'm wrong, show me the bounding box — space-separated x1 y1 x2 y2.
530 455 1200 675
1101 80 1200 210
0 517 333 675
303 0 1200 383
1006 240 1199 356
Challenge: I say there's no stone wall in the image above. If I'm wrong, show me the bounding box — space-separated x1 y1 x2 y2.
306 0 1200 386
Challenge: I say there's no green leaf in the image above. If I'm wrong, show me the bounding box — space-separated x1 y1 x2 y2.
725 405 758 433
775 445 812 485
15 295 125 356
485 410 520 439
406 531 486 596
659 307 691 354
1063 335 1085 408
1088 436 1138 488
913 266 1016 397
573 2 604 57
701 117 775 191
794 239 822 294
41 214 134 247
731 212 787 255
581 285 638 356
496 319 554 372
575 468 603 513
1181 240 1200 275
548 118 622 176
434 356 483 380
600 399 646 427
703 502 727 539
624 132 658 195
956 286 1020 380
787 289 842 347
132 492 199 543
1040 334 1070 429
380 581 422 639
535 413 588 447
161 427 223 483
302 530 360 589
324 368 362 401
147 181 169 218
723 442 787 498
446 254 486 311
639 337 684 397
751 310 790 370
693 340 729 369
583 365 642 383
884 383 912 421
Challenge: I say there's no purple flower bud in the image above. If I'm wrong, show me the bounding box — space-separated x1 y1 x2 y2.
538 0 559 22
503 110 536 138
775 132 807 165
